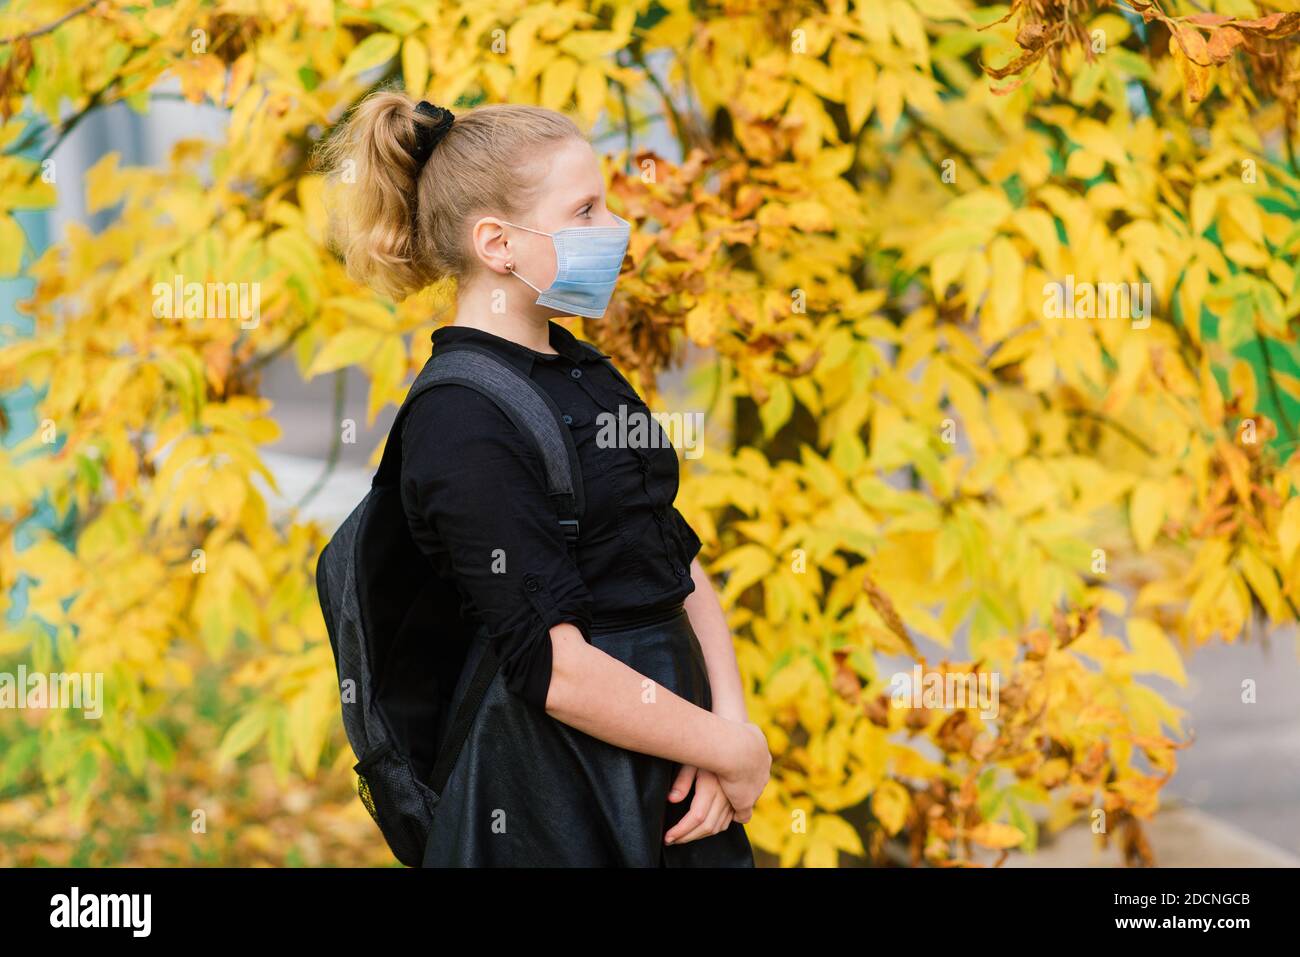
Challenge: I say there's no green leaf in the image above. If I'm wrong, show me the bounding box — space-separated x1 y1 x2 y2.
760 379 794 438
341 33 400 80
0 735 40 789
1007 798 1039 853
216 707 270 766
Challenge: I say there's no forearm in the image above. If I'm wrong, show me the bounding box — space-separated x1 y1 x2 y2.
683 557 749 722
542 623 745 776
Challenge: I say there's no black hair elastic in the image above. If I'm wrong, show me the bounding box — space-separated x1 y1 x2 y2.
408 101 454 166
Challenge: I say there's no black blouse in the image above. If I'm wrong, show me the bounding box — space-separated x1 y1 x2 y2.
398 320 703 711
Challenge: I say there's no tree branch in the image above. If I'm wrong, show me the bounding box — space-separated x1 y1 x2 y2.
0 1 95 46
1256 331 1297 445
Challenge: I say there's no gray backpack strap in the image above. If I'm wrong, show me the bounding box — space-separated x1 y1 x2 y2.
376 343 584 543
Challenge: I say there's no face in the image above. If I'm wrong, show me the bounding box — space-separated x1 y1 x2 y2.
472 137 617 296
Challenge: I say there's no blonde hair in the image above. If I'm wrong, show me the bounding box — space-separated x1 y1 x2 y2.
317 92 583 301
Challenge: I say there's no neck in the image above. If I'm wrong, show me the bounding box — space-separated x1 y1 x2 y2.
453 273 557 353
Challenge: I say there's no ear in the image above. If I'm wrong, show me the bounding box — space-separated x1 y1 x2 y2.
470 216 512 275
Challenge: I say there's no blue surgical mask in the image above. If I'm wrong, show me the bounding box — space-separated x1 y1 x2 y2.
501 213 630 319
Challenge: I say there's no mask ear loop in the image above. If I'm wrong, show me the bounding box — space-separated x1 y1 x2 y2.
499 220 550 294
506 262 544 294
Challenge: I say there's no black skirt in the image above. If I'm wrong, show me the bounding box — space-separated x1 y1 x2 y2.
421 606 756 867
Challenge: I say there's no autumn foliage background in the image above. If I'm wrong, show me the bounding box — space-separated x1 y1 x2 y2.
2 0 1300 867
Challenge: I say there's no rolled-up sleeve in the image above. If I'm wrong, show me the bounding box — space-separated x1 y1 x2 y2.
399 386 593 710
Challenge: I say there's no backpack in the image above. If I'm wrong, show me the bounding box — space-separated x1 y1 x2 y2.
315 340 595 867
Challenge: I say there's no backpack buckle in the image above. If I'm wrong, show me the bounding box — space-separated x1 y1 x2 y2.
558 518 580 541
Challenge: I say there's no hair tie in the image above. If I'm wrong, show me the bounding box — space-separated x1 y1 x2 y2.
408 101 454 166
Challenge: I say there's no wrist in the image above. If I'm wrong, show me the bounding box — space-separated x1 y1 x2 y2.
712 713 752 777
712 698 749 723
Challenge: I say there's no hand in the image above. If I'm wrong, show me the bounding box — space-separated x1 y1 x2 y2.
715 720 770 823
663 765 735 846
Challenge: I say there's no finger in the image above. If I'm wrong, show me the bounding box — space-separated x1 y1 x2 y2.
664 797 707 844
667 764 697 803
664 785 715 843
694 792 733 841
701 791 732 833
670 791 730 845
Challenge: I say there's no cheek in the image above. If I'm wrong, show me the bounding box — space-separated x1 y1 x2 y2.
521 232 558 287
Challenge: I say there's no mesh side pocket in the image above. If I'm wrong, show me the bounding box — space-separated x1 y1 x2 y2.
354 743 439 867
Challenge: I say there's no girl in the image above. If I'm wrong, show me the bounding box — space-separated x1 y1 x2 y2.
321 92 769 866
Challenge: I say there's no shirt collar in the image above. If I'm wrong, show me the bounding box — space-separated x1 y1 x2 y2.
429 320 609 375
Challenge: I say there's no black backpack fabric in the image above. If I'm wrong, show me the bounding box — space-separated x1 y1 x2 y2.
315 341 591 866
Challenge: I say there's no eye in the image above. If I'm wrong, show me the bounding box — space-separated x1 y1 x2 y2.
578 203 593 219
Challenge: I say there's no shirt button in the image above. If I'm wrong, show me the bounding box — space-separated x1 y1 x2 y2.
570 368 583 379
524 575 540 592
562 414 573 425
672 564 687 576
638 457 649 472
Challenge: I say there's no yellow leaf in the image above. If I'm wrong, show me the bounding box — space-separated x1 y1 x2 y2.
366 336 408 423
1199 355 1224 426
766 656 815 708
684 298 722 346
887 0 929 66
871 780 911 836
303 0 333 29
558 31 627 60
811 813 865 858
1273 369 1300 403
1228 359 1257 412
988 392 1028 456
1010 207 1059 272
0 214 24 275
1130 479 1166 552
759 379 794 437
1103 334 1149 414
298 174 327 241
1170 26 1212 104
1278 497 1300 568
876 70 903 138
714 543 776 604
85 152 126 214
1237 546 1284 622
307 328 385 376
574 62 606 128
1190 183 1218 236
907 0 972 24
986 236 1023 341
540 56 579 111
402 36 429 97
341 33 400 80
1180 261 1208 343
1126 618 1187 686
803 834 839 868
844 60 876 132
967 821 1026 849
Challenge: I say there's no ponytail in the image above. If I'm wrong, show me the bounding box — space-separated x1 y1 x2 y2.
318 90 583 301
